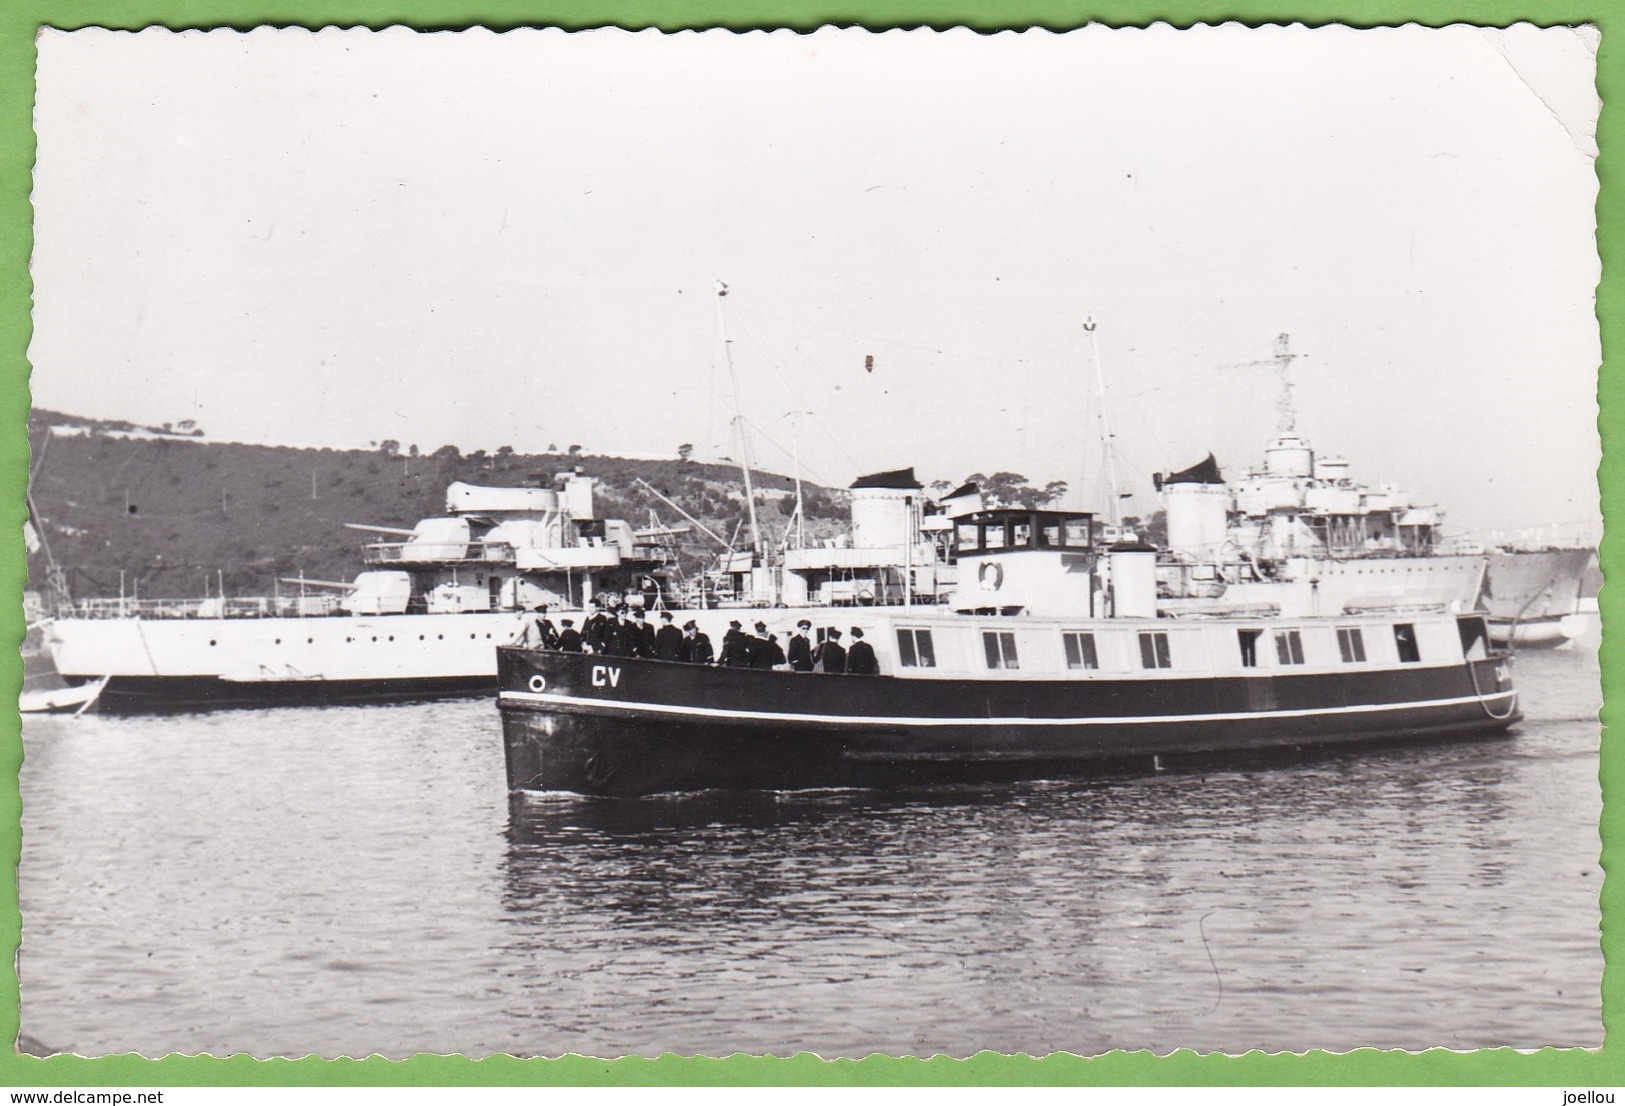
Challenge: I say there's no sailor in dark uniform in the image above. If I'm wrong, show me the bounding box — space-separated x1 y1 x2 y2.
683 621 715 665
749 621 776 670
763 632 787 670
845 627 878 675
604 607 635 657
556 619 583 653
582 601 612 655
787 619 815 672
816 628 847 674
721 620 752 668
596 608 620 656
630 608 657 658
654 611 684 661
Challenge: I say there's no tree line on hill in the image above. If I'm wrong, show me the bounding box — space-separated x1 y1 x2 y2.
24 410 843 599
25 408 1128 601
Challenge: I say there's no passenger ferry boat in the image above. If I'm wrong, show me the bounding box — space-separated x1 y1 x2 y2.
497 507 1521 797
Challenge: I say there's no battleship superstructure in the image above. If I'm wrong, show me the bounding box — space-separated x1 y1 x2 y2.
1154 435 1488 619
1152 433 1595 646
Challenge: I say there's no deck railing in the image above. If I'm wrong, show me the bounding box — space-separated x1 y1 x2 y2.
67 595 343 620
362 540 518 565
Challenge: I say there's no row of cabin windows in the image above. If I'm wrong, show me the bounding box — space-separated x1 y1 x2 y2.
1239 624 1418 667
895 622 1430 672
955 517 1093 554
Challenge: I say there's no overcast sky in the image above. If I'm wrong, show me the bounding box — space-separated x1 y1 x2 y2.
30 25 1601 537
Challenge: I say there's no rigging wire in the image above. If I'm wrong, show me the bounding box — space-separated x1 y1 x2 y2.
731 303 1076 367
729 315 868 476
737 415 837 489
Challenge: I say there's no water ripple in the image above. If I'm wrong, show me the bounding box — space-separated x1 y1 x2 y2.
19 648 1601 1058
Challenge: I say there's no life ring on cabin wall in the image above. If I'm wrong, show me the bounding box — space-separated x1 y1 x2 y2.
979 562 1004 591
528 674 548 693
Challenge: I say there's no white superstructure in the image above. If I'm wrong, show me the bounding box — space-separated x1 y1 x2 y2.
1155 437 1488 619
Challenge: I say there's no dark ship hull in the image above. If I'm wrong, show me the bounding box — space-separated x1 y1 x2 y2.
496 639 1520 797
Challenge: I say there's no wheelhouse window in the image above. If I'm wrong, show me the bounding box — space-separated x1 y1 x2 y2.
1274 629 1305 665
1237 629 1262 668
896 628 937 668
955 522 980 554
983 630 1019 670
1393 623 1421 663
1062 631 1099 670
1337 627 1367 663
1138 631 1171 670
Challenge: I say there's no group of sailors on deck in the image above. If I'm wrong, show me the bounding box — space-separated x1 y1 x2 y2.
514 603 878 675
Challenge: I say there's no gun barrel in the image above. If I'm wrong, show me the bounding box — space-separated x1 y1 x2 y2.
344 523 418 537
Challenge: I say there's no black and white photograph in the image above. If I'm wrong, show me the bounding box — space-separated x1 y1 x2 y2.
18 24 1603 1059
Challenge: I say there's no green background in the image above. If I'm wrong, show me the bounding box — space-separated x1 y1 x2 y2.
0 0 1614 1087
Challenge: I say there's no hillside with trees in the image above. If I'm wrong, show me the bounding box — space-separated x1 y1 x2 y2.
24 409 1122 604
24 408 848 601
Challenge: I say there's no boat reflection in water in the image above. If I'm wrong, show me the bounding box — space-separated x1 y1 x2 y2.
495 713 1591 1057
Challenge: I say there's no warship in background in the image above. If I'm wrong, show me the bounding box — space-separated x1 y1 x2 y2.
31 463 981 712
1153 435 1595 648
1481 527 1599 648
35 472 678 710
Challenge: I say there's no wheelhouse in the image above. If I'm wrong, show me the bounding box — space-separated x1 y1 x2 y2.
953 508 1097 557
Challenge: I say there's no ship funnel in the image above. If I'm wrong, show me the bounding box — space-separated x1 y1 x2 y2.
1107 540 1158 619
1156 454 1229 562
557 472 596 520
849 468 923 549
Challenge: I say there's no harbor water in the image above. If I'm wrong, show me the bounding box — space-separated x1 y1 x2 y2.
18 645 1602 1058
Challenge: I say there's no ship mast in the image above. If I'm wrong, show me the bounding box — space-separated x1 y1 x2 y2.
1084 316 1123 528
787 409 807 552
1272 332 1302 432
25 426 72 612
1217 332 1309 434
715 279 763 557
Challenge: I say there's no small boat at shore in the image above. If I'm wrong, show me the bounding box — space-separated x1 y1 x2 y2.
19 677 107 715
497 510 1522 797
